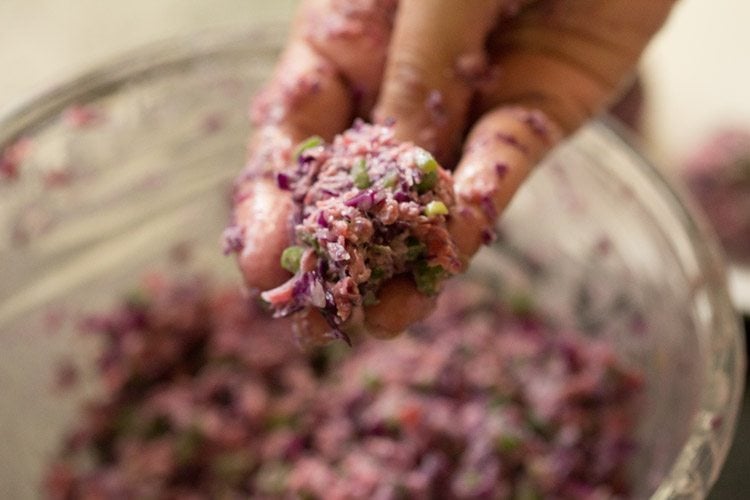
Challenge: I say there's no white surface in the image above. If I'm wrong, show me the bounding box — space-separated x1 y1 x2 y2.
0 0 297 113
730 267 750 314
642 0 750 166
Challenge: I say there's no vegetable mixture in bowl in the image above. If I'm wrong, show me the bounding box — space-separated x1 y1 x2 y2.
45 274 643 499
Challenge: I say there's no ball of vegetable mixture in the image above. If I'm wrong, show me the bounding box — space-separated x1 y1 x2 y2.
260 121 461 342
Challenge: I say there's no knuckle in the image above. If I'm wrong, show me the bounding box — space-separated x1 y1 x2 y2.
381 50 434 115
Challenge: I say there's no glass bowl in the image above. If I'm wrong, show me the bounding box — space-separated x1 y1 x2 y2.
0 27 744 499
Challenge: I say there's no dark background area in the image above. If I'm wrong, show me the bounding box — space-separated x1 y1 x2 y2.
709 315 750 499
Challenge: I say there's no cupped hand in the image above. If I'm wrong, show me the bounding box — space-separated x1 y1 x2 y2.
229 0 677 338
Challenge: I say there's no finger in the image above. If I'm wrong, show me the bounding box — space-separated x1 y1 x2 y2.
291 255 450 342
250 0 397 144
451 106 562 257
292 309 342 348
374 0 502 163
231 177 295 291
234 35 352 291
249 40 352 150
300 0 397 114
477 0 678 133
449 0 677 256
347 0 505 336
234 0 397 290
293 276 435 343
364 275 438 338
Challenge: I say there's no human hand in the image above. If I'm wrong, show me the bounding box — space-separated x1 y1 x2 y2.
228 0 677 338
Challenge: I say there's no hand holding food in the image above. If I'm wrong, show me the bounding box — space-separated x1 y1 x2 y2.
227 0 678 342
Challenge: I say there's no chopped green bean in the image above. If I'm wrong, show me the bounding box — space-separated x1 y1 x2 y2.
352 158 371 188
280 246 305 273
424 200 449 217
294 135 323 159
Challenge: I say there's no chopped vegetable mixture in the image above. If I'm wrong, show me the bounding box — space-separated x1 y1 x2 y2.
258 122 461 339
46 275 643 499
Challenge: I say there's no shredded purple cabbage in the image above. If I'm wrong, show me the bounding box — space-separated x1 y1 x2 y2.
45 276 644 499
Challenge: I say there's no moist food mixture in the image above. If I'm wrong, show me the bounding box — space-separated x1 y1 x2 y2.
257 122 461 335
46 275 643 499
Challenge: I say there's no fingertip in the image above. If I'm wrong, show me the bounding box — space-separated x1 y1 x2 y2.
374 0 502 161
300 0 396 115
250 40 352 141
292 309 336 348
292 307 367 348
454 106 561 214
448 202 492 263
364 276 437 338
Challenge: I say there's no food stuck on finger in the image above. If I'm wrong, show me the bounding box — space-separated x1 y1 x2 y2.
256 121 461 344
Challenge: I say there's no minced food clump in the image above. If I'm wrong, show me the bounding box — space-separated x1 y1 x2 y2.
261 121 461 337
46 275 643 499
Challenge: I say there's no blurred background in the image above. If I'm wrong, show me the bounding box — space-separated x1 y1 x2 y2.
1 0 748 497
